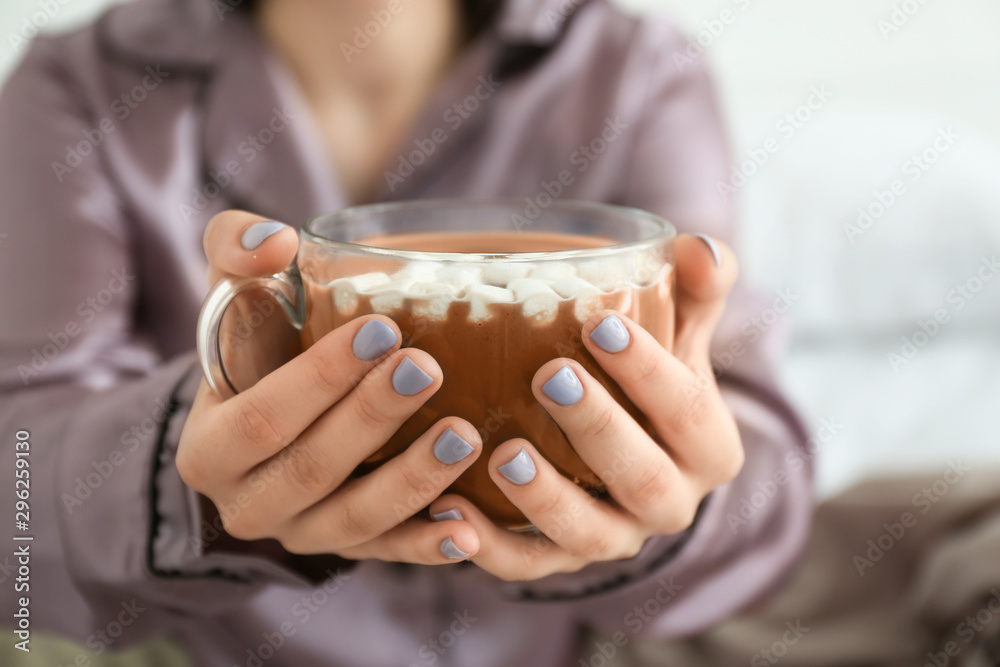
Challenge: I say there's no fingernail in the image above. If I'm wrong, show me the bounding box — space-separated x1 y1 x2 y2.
433 428 474 465
498 448 536 485
589 315 630 353
392 357 434 396
541 365 583 406
432 508 464 522
440 537 470 560
240 221 286 250
352 320 398 361
693 233 722 268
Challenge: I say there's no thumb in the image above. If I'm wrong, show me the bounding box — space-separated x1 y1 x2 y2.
203 210 299 284
672 233 739 370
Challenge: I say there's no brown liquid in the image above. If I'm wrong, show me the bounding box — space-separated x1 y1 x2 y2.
301 232 673 528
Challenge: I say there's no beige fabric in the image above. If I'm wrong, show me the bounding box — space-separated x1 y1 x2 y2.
601 468 1000 666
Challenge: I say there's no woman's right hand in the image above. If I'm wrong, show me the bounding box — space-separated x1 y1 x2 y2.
176 211 482 564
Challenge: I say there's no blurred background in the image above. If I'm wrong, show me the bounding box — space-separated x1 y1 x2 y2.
3 0 999 499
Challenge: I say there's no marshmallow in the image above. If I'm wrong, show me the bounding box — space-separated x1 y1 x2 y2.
437 264 483 294
467 284 515 321
577 258 626 291
481 263 532 287
410 282 457 319
331 273 390 314
552 276 603 322
529 262 577 282
508 278 560 324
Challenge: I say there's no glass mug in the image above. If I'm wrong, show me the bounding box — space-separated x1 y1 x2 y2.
198 199 676 529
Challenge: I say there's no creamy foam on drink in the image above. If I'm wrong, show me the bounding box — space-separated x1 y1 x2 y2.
302 232 673 528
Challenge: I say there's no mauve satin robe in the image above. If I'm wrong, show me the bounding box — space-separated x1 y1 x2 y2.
0 0 813 665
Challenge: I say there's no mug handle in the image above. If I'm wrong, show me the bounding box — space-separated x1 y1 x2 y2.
196 265 305 398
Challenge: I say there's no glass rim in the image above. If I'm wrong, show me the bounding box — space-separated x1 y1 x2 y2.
300 198 676 263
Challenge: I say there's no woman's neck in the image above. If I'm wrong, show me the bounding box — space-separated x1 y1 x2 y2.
256 0 462 108
255 0 463 204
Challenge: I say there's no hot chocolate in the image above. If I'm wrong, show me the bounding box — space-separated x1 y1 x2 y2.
301 231 674 528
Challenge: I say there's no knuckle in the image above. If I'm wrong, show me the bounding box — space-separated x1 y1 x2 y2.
283 443 334 495
573 532 615 561
633 352 663 386
398 462 440 508
175 446 207 490
277 529 314 556
659 497 700 535
628 462 672 511
582 408 617 442
530 486 568 521
335 495 378 546
616 538 645 560
231 399 285 451
672 391 714 438
304 349 345 396
223 512 267 542
351 384 394 432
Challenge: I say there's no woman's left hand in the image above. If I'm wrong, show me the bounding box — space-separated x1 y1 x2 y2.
429 234 745 581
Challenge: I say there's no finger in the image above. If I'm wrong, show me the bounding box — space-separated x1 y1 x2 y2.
333 517 480 565
485 440 647 560
242 349 443 510
428 494 587 581
204 210 299 284
272 418 481 549
672 234 739 369
530 361 696 531
580 312 744 487
195 315 403 476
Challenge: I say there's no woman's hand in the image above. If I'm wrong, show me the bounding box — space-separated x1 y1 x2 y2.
178 211 483 565
428 234 744 581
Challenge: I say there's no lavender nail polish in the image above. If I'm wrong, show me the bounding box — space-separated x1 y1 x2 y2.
240 221 286 250
433 428 474 465
541 365 583 406
392 357 433 396
497 448 536 485
352 320 398 361
589 315 630 353
440 537 470 559
432 509 465 522
693 233 722 268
